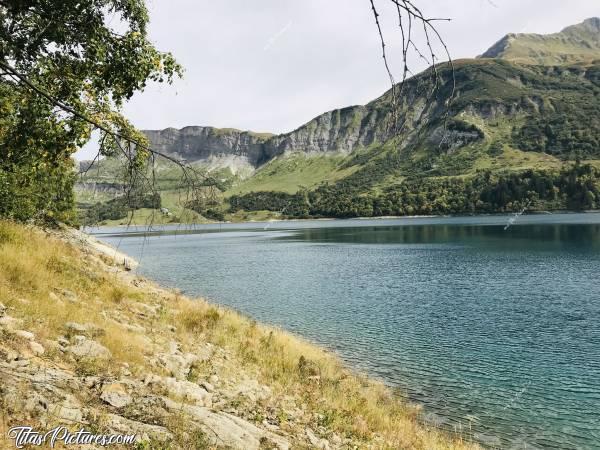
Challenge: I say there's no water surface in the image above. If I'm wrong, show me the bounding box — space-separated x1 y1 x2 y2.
92 214 600 449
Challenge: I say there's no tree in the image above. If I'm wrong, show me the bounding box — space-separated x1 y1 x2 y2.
0 0 453 224
0 0 181 223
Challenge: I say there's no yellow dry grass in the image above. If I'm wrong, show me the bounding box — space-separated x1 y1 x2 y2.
0 220 480 449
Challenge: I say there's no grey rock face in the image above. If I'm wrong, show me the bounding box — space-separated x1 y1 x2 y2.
65 337 112 359
263 105 390 157
143 127 272 167
142 102 394 169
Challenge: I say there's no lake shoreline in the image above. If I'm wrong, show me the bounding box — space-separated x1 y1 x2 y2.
94 213 600 448
90 209 600 230
0 220 480 449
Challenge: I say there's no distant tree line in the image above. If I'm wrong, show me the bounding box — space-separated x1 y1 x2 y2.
229 164 600 218
80 192 161 223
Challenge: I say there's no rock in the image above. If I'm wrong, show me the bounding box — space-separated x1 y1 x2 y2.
168 341 179 354
145 375 212 407
162 397 290 450
65 337 111 359
209 374 219 384
1 348 19 362
306 428 330 450
200 381 215 393
0 315 23 330
105 414 173 443
233 379 272 402
156 351 199 380
65 322 105 338
132 302 159 317
0 302 6 317
100 383 132 408
23 391 50 416
65 321 87 334
120 323 146 334
48 396 84 423
48 292 60 302
13 330 35 341
29 341 45 355
62 289 79 303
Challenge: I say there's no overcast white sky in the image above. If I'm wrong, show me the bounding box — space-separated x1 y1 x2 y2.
76 0 599 159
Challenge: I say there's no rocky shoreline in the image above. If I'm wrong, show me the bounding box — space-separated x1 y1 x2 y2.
0 223 477 449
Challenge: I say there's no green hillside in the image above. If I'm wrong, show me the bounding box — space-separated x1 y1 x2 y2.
226 58 600 218
480 17 600 65
78 20 600 223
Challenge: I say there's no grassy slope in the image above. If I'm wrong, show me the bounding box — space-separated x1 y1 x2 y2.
77 58 600 222
480 18 600 65
227 153 358 196
0 220 479 449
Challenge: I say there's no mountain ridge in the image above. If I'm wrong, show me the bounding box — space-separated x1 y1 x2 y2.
80 19 600 223
479 17 600 65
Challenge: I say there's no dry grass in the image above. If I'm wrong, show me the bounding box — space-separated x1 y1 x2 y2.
0 220 479 449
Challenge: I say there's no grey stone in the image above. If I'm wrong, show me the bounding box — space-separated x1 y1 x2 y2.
162 398 290 450
145 375 212 407
0 315 22 330
29 341 45 355
306 428 330 450
13 330 35 341
65 322 104 338
66 338 111 359
100 383 132 408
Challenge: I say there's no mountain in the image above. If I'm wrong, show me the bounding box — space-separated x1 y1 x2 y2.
143 127 273 171
479 17 600 65
79 19 600 223
142 100 396 169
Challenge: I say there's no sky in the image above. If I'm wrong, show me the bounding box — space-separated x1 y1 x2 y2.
75 0 599 159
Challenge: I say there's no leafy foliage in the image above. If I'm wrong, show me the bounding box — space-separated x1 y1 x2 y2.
79 191 161 223
0 0 181 223
229 164 600 218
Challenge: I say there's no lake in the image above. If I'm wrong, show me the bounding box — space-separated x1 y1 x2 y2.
91 213 600 449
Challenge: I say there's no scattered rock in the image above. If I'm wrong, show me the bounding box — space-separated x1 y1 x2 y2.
29 341 45 355
306 428 330 450
156 350 200 380
61 289 79 303
162 398 290 450
0 315 23 330
65 322 87 334
48 396 84 423
105 414 173 443
145 375 212 407
12 330 35 341
65 337 111 359
65 322 105 338
200 381 215 393
100 383 132 408
132 302 159 318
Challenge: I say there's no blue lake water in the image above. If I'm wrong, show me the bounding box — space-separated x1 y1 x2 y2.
92 213 600 449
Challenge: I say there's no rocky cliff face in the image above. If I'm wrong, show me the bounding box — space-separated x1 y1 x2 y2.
142 127 274 169
144 18 600 171
143 103 396 169
143 97 401 169
262 103 395 156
